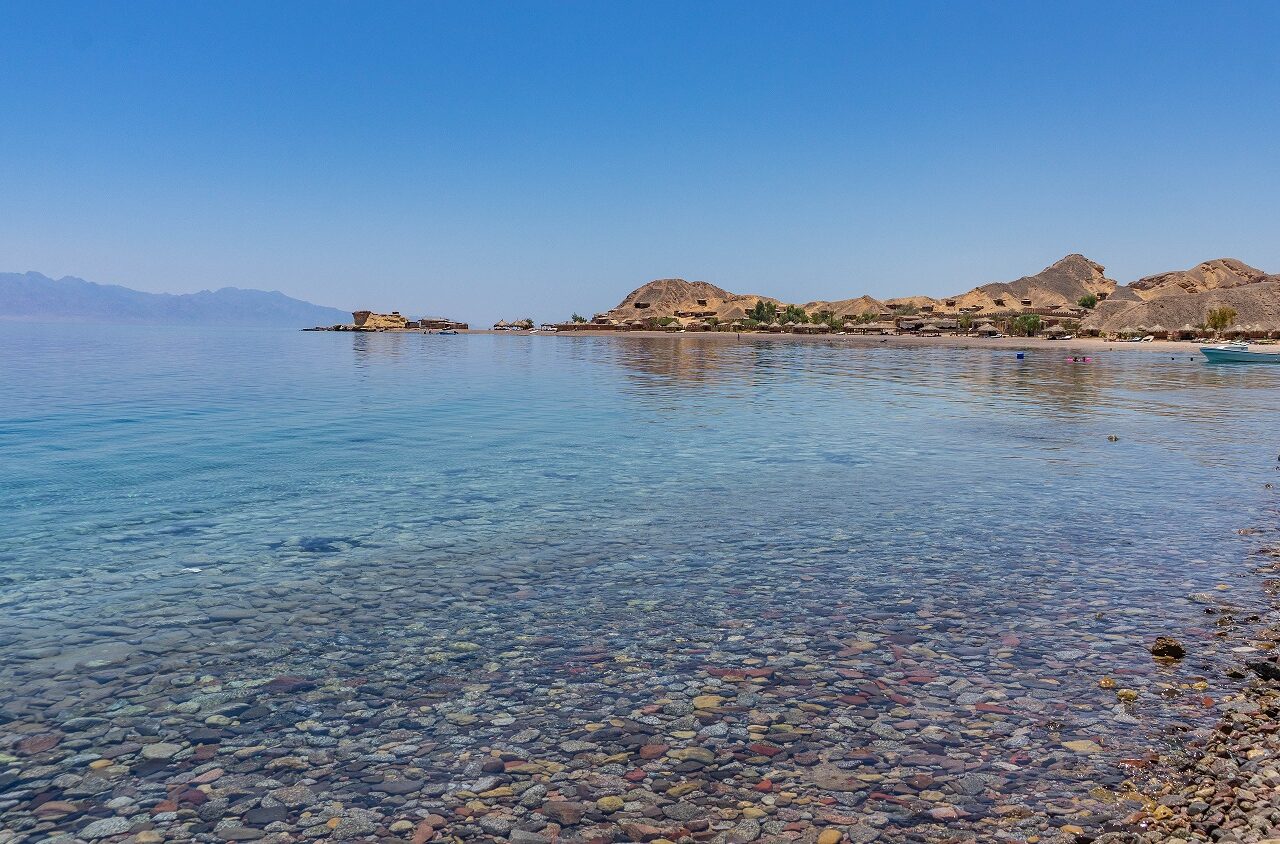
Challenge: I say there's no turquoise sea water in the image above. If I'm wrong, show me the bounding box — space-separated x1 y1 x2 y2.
2 324 1278 842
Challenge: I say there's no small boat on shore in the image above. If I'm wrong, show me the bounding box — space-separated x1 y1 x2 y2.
1200 342 1280 363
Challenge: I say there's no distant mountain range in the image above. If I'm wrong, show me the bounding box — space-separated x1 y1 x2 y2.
0 272 350 327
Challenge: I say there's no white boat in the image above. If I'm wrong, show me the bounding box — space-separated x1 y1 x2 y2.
1200 341 1280 363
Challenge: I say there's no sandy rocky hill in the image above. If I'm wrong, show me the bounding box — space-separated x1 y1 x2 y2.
597 254 1280 333
1083 259 1280 333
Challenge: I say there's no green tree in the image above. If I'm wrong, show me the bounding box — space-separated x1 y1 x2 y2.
856 311 878 324
957 313 974 333
749 300 778 323
656 316 678 326
891 304 919 316
783 304 809 324
571 313 587 323
1206 306 1237 335
1078 293 1099 309
1010 314 1042 337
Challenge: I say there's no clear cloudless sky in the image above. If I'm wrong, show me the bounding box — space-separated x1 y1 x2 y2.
3 0 1279 324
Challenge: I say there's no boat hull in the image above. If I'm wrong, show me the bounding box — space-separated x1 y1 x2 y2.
1200 346 1280 363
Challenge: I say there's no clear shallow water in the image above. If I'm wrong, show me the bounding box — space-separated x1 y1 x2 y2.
1 324 1278 843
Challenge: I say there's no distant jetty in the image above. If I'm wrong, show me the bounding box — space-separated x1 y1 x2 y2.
305 310 469 332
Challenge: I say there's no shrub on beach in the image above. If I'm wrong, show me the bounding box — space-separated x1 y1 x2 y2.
1206 306 1237 334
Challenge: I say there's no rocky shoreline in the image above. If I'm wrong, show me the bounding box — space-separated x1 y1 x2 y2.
1100 540 1280 844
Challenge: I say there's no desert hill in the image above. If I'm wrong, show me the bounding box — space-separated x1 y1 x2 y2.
1128 258 1278 300
597 254 1116 325
1083 259 1280 333
948 254 1117 314
603 278 780 324
591 254 1280 333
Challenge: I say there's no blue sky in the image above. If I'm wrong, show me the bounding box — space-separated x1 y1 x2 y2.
3 1 1279 323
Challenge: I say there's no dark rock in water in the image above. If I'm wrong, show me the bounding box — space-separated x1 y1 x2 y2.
372 778 423 795
131 759 170 777
294 536 360 553
263 675 317 693
1150 636 1186 659
244 805 288 825
1247 659 1280 682
16 733 62 755
542 801 586 825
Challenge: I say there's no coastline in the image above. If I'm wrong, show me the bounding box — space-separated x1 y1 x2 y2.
468 329 1280 357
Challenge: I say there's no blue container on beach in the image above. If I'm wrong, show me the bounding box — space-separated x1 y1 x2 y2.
1016 352 1025 359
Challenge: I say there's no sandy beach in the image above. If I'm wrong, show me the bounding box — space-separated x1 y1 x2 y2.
474 329 1280 357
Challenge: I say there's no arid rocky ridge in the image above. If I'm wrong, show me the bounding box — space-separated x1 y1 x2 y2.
595 255 1280 333
1086 260 1280 335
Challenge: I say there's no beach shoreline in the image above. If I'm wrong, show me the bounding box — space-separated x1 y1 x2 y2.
470 329 1280 356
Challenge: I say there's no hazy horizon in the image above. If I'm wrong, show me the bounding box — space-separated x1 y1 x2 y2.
5 1 1279 324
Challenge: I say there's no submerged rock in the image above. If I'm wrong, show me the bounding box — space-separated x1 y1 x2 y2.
1150 636 1187 660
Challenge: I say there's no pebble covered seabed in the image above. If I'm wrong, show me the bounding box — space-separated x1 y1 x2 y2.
2 328 1280 844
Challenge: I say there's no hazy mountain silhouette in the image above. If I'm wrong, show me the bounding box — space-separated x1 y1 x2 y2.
0 272 349 327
